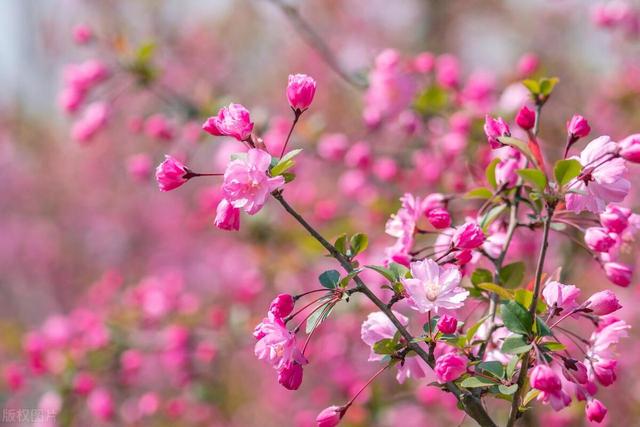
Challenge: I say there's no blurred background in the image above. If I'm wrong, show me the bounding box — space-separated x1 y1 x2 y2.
1 0 639 426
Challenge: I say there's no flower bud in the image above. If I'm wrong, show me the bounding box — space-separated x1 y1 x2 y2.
454 250 473 266
586 399 607 423
202 103 254 141
287 74 317 112
434 353 467 383
603 262 632 287
426 207 451 229
563 360 588 384
87 388 114 421
619 133 640 163
593 358 617 386
316 405 343 427
269 294 295 319
529 365 562 393
483 115 511 149
72 24 93 45
584 227 616 252
542 281 580 312
586 290 622 315
600 205 630 233
437 314 458 334
414 52 435 73
517 53 539 77
278 361 304 390
566 115 590 138
452 221 485 249
515 105 535 130
72 372 96 396
214 199 240 231
155 155 188 192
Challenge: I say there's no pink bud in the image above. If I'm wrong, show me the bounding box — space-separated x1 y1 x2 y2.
529 365 562 393
127 153 153 181
144 114 175 141
317 133 349 161
515 105 535 130
586 399 607 423
278 361 304 390
566 115 590 138
454 249 473 266
584 227 616 252
214 199 240 231
517 53 539 77
435 353 466 383
287 74 317 112
563 361 588 384
155 155 188 192
435 54 460 89
202 103 254 141
344 141 372 169
593 358 617 386
414 52 435 73
603 262 632 287
373 157 398 181
426 208 451 229
58 86 85 113
71 102 109 143
600 205 630 233
619 133 640 163
452 222 485 249
316 405 343 427
587 290 622 315
87 388 114 421
483 115 511 149
72 372 96 396
72 24 93 44
437 314 458 334
269 294 295 318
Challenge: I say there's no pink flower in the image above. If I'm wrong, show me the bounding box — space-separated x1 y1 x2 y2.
317 133 349 161
316 405 343 427
144 114 175 141
202 103 254 141
87 388 114 421
515 105 535 130
222 149 284 215
72 372 96 396
214 199 241 231
452 221 485 249
495 149 527 188
254 316 306 370
587 290 622 315
603 262 632 287
619 133 640 163
434 353 467 383
278 360 304 390
517 53 539 77
542 281 580 313
437 314 458 334
58 86 85 113
589 318 629 358
530 365 562 393
436 54 460 89
584 227 616 252
72 24 93 44
600 204 630 233
566 136 630 213
344 141 372 169
127 153 153 181
71 102 109 143
155 155 189 192
426 207 451 229
402 259 468 313
592 358 617 386
483 115 510 149
269 294 295 319
567 115 591 138
414 52 435 73
287 74 317 112
586 399 607 423
361 311 408 362
563 361 588 384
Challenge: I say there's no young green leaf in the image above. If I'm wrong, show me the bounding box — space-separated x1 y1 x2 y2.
554 159 582 188
501 334 533 354
486 158 501 189
499 262 525 289
477 282 514 301
517 169 547 192
476 361 505 379
460 376 497 388
334 234 348 255
318 270 340 289
464 187 494 200
501 301 533 335
364 265 396 282
350 233 369 257
471 268 493 286
373 338 398 355
271 149 303 176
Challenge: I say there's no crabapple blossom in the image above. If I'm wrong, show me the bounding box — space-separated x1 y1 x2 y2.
425 207 451 229
530 365 562 393
269 294 295 319
254 316 306 371
586 399 608 423
567 115 591 138
214 199 241 231
584 227 616 252
483 115 511 149
542 281 581 313
71 102 109 143
436 314 457 334
155 155 189 192
434 353 467 382
619 133 640 162
202 103 254 141
600 204 630 233
316 406 342 427
586 290 622 315
286 74 317 112
452 221 485 249
221 148 285 215
603 262 632 287
515 105 535 130
278 360 304 390
402 259 468 313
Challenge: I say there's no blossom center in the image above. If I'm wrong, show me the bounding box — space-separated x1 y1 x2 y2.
425 282 440 301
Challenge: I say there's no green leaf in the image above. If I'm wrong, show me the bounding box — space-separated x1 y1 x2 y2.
334 234 348 255
534 316 553 337
499 262 525 289
460 376 497 388
539 77 559 96
476 361 505 379
441 335 467 348
365 265 396 282
136 42 156 62
513 289 547 313
389 262 409 279
477 283 514 301
465 314 491 344
522 79 540 95
271 149 303 176
501 334 533 354
553 159 582 188
423 315 440 334
540 341 566 352
498 137 538 166
523 389 540 406
479 205 507 232
464 187 493 200
318 270 340 289
282 172 296 183
373 338 398 355
338 268 363 288
506 356 518 378
486 158 501 189
414 85 449 115
305 303 334 333
471 269 493 287
501 301 533 335
499 384 518 395
350 233 369 257
517 169 547 192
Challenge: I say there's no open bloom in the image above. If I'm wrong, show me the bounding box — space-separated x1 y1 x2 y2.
254 316 306 370
434 353 467 382
402 259 468 313
542 281 580 313
222 149 284 215
155 155 188 192
287 74 317 111
202 103 254 141
566 136 630 213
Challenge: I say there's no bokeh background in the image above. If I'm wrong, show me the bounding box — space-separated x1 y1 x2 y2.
1 0 639 426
